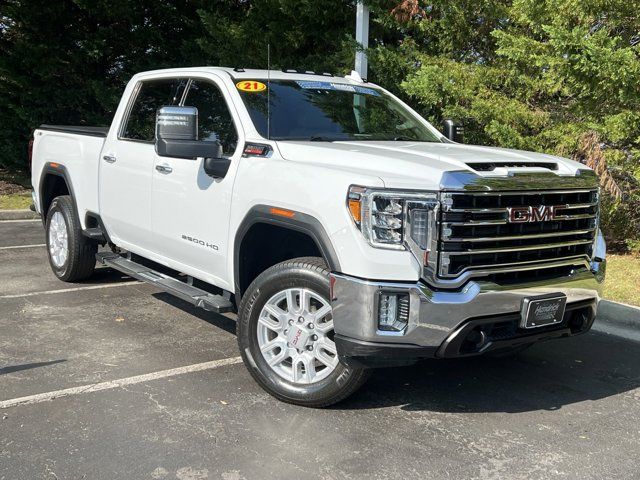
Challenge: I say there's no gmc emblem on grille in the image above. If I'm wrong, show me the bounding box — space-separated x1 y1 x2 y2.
507 205 565 223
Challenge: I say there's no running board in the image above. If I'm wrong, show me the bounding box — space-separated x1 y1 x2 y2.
96 252 234 313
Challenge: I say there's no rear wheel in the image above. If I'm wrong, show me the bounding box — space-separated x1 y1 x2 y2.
45 195 97 282
237 257 370 407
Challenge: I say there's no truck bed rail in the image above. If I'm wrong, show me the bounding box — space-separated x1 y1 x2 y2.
38 125 109 138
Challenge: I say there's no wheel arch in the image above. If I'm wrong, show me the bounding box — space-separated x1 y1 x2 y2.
234 205 341 299
39 163 78 225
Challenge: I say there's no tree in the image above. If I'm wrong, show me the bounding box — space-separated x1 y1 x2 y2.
196 0 356 73
0 0 209 171
0 0 359 171
386 0 640 249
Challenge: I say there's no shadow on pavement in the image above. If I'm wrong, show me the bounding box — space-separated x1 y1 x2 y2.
86 266 136 285
338 331 640 413
0 359 66 376
151 292 237 335
140 295 640 414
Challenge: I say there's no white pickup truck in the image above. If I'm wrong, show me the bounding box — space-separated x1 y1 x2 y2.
31 67 606 407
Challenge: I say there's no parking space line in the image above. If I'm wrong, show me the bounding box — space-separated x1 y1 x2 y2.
0 281 140 299
0 356 243 409
0 219 41 223
0 244 46 251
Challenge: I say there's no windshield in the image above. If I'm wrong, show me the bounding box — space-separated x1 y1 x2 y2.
237 80 442 142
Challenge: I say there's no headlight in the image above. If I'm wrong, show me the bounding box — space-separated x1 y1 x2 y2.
347 186 439 262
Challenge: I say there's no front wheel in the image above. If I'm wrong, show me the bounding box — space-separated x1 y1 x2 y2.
237 257 370 407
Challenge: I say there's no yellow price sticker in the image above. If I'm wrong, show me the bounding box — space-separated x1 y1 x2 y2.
236 81 267 92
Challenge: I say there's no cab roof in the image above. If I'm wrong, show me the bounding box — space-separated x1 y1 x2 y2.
134 66 369 86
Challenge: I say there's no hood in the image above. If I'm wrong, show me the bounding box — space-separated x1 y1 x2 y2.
276 141 591 190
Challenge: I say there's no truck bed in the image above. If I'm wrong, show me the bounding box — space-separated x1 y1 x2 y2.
32 125 108 226
39 125 109 137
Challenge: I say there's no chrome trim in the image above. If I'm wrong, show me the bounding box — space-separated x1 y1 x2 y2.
330 266 602 349
435 187 599 282
446 202 597 214
443 228 596 242
443 219 506 226
443 213 597 226
441 239 593 256
423 257 593 289
552 203 596 210
440 170 598 191
403 197 439 272
593 229 606 261
438 256 592 280
442 189 597 198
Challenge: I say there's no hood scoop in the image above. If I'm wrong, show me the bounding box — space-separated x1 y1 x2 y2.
467 162 558 172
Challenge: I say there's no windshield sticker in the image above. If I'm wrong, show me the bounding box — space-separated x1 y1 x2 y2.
295 81 380 96
236 81 267 92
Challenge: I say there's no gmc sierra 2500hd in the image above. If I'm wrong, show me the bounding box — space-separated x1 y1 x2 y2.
31 67 606 407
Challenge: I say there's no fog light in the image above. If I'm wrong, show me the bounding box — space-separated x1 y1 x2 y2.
378 292 409 332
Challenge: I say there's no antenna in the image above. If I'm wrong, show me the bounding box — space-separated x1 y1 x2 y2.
267 44 271 140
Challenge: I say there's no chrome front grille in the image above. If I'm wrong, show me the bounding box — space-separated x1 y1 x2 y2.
438 189 598 278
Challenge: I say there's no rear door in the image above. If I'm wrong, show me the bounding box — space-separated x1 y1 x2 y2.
150 76 242 288
99 77 188 253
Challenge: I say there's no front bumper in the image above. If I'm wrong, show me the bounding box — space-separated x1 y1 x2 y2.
330 261 605 368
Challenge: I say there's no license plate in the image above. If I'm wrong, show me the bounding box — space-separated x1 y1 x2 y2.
520 294 567 329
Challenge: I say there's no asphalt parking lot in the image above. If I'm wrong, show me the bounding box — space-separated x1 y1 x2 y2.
1 220 639 480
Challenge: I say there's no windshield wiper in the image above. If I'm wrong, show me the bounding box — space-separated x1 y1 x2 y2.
392 136 418 141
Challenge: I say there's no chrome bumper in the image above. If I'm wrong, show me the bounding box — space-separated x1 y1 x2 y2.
330 260 605 362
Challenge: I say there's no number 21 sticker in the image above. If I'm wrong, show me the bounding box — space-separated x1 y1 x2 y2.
236 81 267 92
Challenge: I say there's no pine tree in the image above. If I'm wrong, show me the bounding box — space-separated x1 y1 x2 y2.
0 0 207 170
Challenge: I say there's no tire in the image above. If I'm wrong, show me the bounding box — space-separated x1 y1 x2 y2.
45 195 97 282
237 257 370 407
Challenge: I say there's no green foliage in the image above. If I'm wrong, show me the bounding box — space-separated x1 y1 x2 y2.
1 0 638 247
0 0 356 171
0 0 209 170
626 240 640 258
392 0 640 249
197 0 355 73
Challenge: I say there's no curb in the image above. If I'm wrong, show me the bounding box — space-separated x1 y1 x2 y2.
0 209 40 221
594 300 640 342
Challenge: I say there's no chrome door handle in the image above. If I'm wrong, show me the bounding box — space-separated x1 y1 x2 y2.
102 155 117 163
155 164 173 174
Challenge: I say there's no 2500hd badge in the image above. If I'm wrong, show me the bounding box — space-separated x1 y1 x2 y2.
181 234 219 251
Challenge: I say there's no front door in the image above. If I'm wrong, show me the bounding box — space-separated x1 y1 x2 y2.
151 76 242 289
99 77 188 254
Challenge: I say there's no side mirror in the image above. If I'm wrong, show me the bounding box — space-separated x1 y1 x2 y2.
203 157 231 178
155 106 224 168
443 119 464 143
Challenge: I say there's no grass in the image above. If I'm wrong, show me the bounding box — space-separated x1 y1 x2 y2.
0 193 32 210
603 254 640 307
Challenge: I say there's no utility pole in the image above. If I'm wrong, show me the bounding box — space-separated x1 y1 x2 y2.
355 1 369 80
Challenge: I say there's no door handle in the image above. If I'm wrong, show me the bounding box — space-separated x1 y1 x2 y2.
102 155 117 163
155 164 173 174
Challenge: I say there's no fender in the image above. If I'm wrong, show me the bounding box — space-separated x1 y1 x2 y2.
38 162 80 226
234 205 341 296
